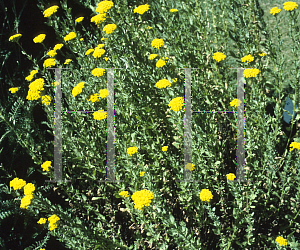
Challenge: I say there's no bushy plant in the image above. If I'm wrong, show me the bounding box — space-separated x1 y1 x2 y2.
2 0 300 249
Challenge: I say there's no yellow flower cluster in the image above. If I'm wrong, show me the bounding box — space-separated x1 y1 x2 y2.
72 82 85 97
64 59 72 64
230 98 242 108
85 48 94 55
92 68 105 77
64 32 76 42
149 54 158 60
103 23 117 35
244 68 260 78
91 13 107 25
119 191 129 198
258 52 266 56
140 171 145 177
151 38 164 49
155 79 171 89
43 5 59 17
10 177 26 190
9 33 22 42
87 89 110 102
33 34 46 43
42 95 51 105
53 43 63 51
134 4 150 15
185 163 195 171
20 194 34 209
75 17 84 23
241 54 254 64
127 146 138 156
276 236 287 246
146 26 152 30
43 58 56 68
87 93 100 102
283 1 298 11
41 161 51 171
37 218 47 224
14 181 35 209
24 183 35 195
47 50 57 57
93 110 107 120
162 146 168 151
270 7 281 15
226 173 236 181
25 70 38 81
93 47 105 58
168 96 184 111
199 189 213 202
26 78 45 101
213 52 226 62
170 9 178 12
156 59 166 68
48 214 60 231
9 87 19 93
131 189 154 211
289 141 300 151
96 1 114 14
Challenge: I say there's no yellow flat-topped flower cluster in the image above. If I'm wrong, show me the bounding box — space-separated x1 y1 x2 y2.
26 78 45 101
131 189 154 211
43 5 59 17
10 177 35 209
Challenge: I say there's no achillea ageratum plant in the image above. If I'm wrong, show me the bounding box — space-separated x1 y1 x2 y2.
43 58 56 68
226 173 236 181
151 38 164 49
10 177 26 190
127 146 138 156
168 96 184 111
25 70 38 81
270 7 281 15
9 87 19 93
75 17 84 23
41 161 51 171
213 52 226 62
48 214 60 231
63 32 76 42
119 191 129 198
92 110 107 120
276 236 288 246
91 68 105 77
230 98 242 108
283 1 298 11
131 189 154 210
155 79 171 89
8 33 22 42
199 189 213 202
134 4 150 15
33 34 46 43
43 5 59 17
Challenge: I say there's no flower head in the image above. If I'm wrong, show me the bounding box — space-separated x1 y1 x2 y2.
156 59 166 68
289 141 300 151
199 189 213 202
64 32 76 42
96 1 114 14
9 87 19 93
48 214 60 231
140 172 145 177
92 68 105 77
244 68 260 78
162 146 168 152
72 82 85 97
87 93 100 102
26 78 45 100
75 17 84 23
85 49 94 55
230 98 242 108
151 38 164 49
149 54 158 60
64 59 72 65
47 50 57 57
155 79 171 89
25 70 38 81
173 78 177 82
37 218 47 224
93 110 107 120
24 183 35 195
185 163 195 171
276 236 287 246
43 5 59 17
91 13 107 25
20 194 34 209
270 7 281 15
226 173 236 181
131 189 154 211
42 95 51 105
53 43 63 51
119 191 129 198
93 47 105 58
258 52 266 56
147 26 152 30
127 146 138 156
41 161 51 171
134 4 150 15
168 96 184 111
241 54 254 64
283 2 298 11
43 58 56 68
33 34 46 43
170 9 178 12
213 52 226 62
103 23 117 34
99 89 110 98
9 34 22 42
10 178 26 190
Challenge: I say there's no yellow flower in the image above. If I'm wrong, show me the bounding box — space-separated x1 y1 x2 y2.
155 79 171 89
51 81 60 87
199 189 213 202
25 70 38 81
87 93 100 102
172 78 177 82
93 110 107 120
93 47 105 58
241 54 254 64
41 161 51 171
270 7 281 15
162 146 168 152
127 146 138 156
140 172 145 177
149 54 158 60
289 141 300 151
156 59 166 68
244 68 260 78
85 48 94 55
53 43 63 51
75 17 84 23
134 4 150 15
119 191 129 198
72 82 85 97
91 13 107 25
151 38 164 49
47 50 57 57
26 78 45 101
104 57 109 61
9 87 19 93
131 189 154 211
10 177 26 190
64 32 76 42
168 96 184 111
43 58 56 68
42 95 51 105
64 59 72 65
43 5 59 17
80 38 84 41
170 9 178 12
33 34 46 43
37 218 47 224
9 33 22 42
97 44 105 48
226 173 236 181
101 37 107 41
48 214 60 231
258 52 266 56
24 183 35 195
146 26 152 30
99 89 110 98
213 52 226 62
20 194 34 209
283 1 298 11
103 23 117 34
276 236 288 246
96 1 114 14
230 98 242 108
185 163 195 171
91 68 105 77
